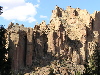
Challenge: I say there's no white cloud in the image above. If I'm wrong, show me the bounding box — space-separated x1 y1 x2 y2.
0 0 39 23
40 15 47 18
37 0 40 3
27 17 36 23
12 20 15 23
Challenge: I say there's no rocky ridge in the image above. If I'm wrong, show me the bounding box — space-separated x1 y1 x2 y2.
6 6 100 75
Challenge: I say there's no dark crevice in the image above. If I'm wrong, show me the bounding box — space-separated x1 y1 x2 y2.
24 36 27 67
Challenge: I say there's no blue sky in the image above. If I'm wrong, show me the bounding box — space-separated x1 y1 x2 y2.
0 0 100 28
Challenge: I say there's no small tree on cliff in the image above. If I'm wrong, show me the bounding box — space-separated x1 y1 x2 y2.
90 46 100 74
0 25 11 75
83 46 100 75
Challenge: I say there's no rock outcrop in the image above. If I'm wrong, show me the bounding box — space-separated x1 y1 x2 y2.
7 6 100 74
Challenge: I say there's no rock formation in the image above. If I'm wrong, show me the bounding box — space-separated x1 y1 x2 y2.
6 6 100 74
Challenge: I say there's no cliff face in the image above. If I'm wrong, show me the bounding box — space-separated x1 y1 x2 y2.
7 6 100 74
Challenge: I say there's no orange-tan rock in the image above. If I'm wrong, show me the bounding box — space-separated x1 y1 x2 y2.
6 6 100 74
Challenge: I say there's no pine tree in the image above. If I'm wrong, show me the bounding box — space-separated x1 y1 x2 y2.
83 45 100 75
0 25 11 75
92 46 100 75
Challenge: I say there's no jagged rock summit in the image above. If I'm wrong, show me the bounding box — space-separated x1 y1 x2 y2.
7 6 100 75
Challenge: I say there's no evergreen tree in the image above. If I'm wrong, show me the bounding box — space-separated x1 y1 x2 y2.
92 46 100 75
0 25 11 75
83 45 100 75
